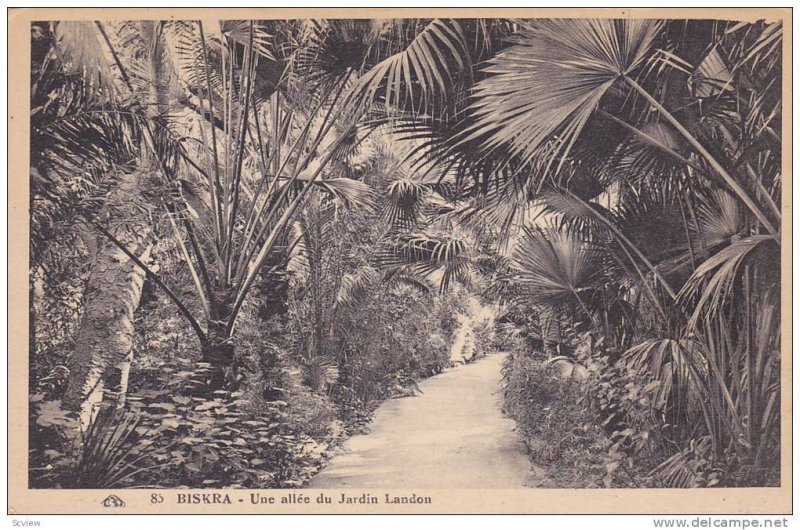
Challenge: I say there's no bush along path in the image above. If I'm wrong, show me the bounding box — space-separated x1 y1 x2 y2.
309 353 535 488
501 352 627 488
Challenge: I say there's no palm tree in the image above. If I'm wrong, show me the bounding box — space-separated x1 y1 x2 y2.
32 21 172 423
455 18 782 475
39 19 378 401
358 17 782 478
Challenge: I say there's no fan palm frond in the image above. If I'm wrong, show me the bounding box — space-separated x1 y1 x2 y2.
293 19 378 91
383 178 429 227
52 21 116 96
511 224 602 318
462 19 663 169
539 189 678 301
695 188 745 250
221 20 275 61
613 183 688 267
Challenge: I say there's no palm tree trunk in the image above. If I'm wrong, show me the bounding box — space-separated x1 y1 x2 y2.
64 21 170 426
201 288 236 391
63 170 152 427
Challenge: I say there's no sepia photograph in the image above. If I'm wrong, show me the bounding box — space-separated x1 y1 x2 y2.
8 6 791 515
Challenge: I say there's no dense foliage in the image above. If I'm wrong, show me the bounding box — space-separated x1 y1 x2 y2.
29 16 782 488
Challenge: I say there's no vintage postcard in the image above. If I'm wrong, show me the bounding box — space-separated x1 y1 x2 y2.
8 6 792 515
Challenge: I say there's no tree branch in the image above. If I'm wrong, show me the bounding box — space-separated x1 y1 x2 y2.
92 221 208 344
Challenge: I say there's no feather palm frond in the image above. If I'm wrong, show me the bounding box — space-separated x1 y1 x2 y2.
348 19 470 112
336 265 380 308
678 235 778 328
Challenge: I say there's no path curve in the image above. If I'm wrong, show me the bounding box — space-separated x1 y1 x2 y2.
309 353 534 488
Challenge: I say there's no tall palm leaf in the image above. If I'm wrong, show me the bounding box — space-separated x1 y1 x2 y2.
678 235 778 329
623 338 707 434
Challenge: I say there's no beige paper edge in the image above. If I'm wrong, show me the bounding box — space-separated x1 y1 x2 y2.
7 6 792 515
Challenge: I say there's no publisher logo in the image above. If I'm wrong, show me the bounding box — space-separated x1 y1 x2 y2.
101 495 126 508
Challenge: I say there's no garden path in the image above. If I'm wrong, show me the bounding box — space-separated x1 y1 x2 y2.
309 353 536 488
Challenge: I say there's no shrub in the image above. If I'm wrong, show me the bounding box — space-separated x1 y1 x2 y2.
472 318 495 360
579 352 671 487
331 286 457 420
501 352 650 487
30 358 330 489
29 399 156 489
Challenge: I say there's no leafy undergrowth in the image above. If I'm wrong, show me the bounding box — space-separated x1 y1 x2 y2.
30 352 455 489
29 289 461 489
30 365 327 488
502 352 653 488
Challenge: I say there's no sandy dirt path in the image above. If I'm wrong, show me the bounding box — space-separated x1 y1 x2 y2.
309 353 534 488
